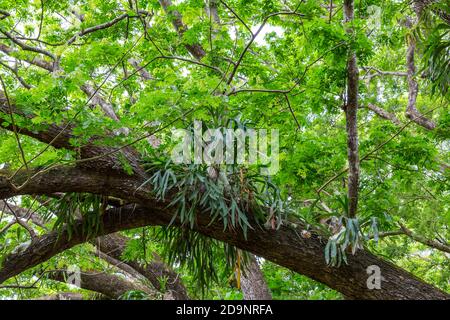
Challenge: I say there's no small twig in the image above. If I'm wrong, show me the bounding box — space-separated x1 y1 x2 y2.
0 60 32 89
220 0 253 35
0 29 56 60
0 75 30 187
283 93 301 131
226 11 304 85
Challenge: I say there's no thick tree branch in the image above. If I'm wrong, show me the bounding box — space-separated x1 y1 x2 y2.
366 103 401 126
49 269 156 299
405 18 436 130
0 29 56 60
0 177 447 299
240 254 272 300
158 0 206 60
97 234 189 300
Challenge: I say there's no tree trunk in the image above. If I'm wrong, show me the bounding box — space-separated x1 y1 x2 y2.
241 255 272 300
343 0 360 218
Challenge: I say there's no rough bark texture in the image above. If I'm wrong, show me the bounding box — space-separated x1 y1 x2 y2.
412 0 450 24
49 269 155 299
97 234 189 300
95 250 146 282
0 200 47 229
343 0 360 218
80 84 120 122
240 255 272 300
128 58 153 80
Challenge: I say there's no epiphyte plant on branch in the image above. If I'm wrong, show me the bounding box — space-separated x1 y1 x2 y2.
142 116 286 237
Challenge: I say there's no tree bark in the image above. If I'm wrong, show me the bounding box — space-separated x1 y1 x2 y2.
343 0 360 218
158 0 206 60
241 255 272 300
366 103 401 126
96 234 189 300
49 269 155 299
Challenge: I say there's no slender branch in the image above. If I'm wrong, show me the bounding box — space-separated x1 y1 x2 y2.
366 103 401 126
67 13 130 45
362 66 407 82
0 60 32 89
36 0 44 40
371 225 450 254
0 200 47 230
228 41 346 96
0 75 30 182
284 93 301 130
0 29 55 60
226 11 304 85
404 17 436 130
317 103 444 193
220 0 253 35
399 223 450 254
0 10 10 20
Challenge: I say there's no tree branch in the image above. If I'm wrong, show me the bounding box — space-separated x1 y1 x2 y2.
366 103 401 126
49 269 156 299
0 180 447 299
0 29 56 60
405 17 436 130
158 0 206 60
343 0 360 218
96 234 189 300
